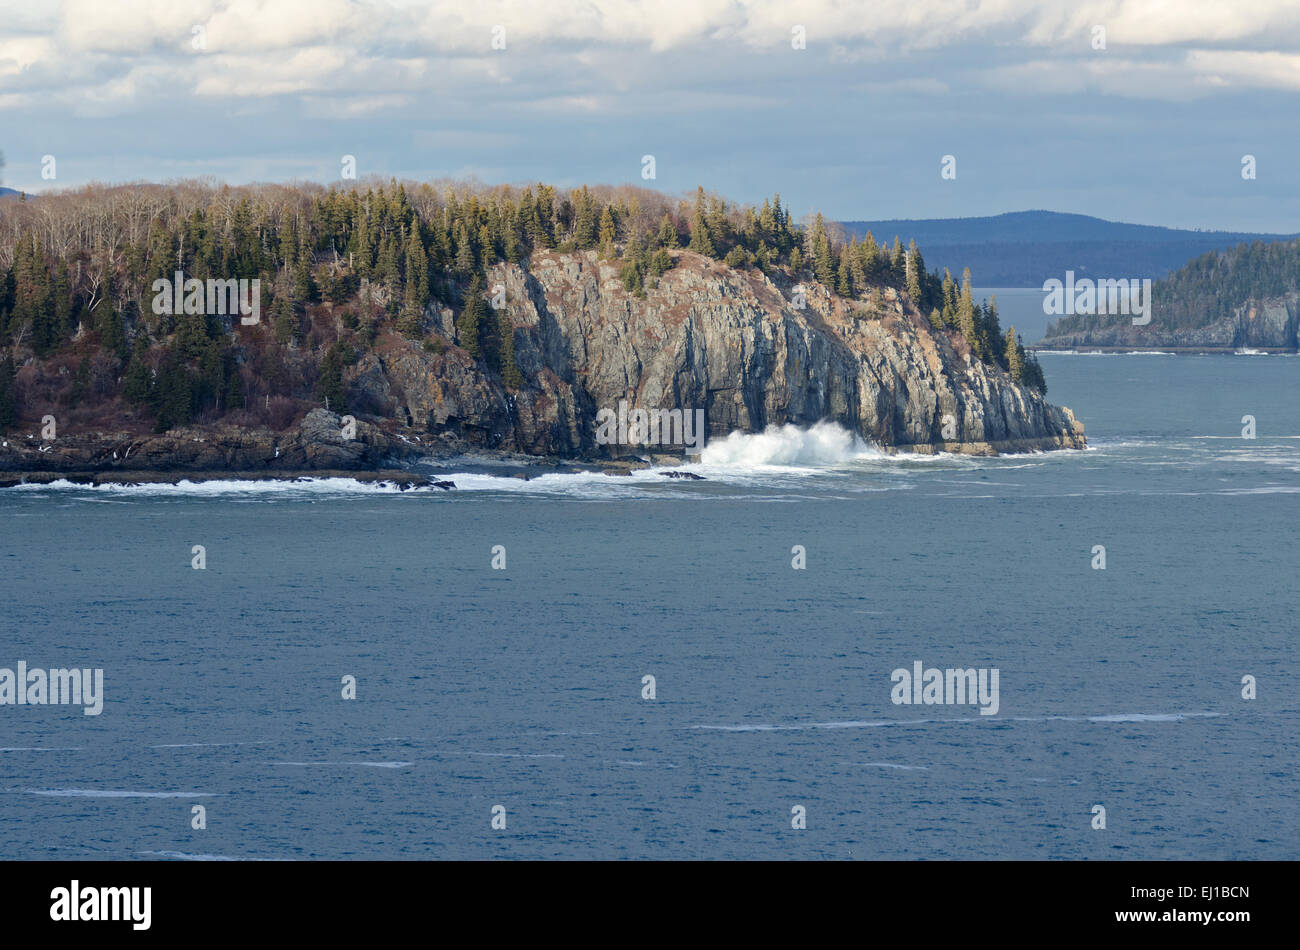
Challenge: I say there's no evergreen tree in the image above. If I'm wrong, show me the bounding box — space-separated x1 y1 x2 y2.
1005 326 1023 381
318 343 346 410
123 342 154 405
905 240 923 305
598 206 617 258
0 354 16 429
456 277 487 357
573 188 597 248
656 213 679 248
958 268 978 355
688 188 716 257
498 313 523 389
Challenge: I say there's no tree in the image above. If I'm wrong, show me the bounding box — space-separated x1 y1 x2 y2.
318 343 346 410
958 268 978 356
1005 326 1023 381
688 188 716 257
598 206 617 258
657 213 679 248
123 342 154 405
905 240 923 304
498 314 523 389
456 277 487 357
648 248 674 278
0 354 16 430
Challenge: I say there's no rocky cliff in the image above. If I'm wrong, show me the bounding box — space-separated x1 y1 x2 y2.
354 249 1084 457
1039 292 1300 351
0 249 1085 479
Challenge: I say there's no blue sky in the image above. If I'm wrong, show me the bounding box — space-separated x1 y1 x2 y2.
3 0 1300 231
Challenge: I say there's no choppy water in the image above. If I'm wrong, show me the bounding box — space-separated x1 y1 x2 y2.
1 354 1297 859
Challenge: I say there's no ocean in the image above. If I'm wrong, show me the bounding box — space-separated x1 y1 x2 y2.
1 354 1296 860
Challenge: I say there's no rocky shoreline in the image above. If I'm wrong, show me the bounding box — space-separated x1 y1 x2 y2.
0 407 1083 489
1 250 1090 486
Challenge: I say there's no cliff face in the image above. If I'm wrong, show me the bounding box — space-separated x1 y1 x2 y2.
0 250 1086 477
356 249 1084 456
1040 292 1300 350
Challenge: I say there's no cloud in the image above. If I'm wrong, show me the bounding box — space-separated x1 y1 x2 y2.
1 0 1300 117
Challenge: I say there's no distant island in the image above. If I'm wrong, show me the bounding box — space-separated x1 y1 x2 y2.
1038 237 1300 352
839 210 1297 288
0 180 1084 485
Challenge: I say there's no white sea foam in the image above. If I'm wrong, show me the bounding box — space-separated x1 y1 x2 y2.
271 761 413 768
697 420 881 469
693 712 1223 732
138 851 237 861
0 423 1037 500
5 477 426 496
24 789 217 797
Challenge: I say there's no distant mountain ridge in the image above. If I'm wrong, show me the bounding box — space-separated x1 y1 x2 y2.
839 210 1298 287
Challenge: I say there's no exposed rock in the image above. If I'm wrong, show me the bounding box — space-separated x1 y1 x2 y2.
0 409 422 476
1 251 1086 481
372 249 1084 457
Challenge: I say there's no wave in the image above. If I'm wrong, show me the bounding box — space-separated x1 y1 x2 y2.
692 711 1223 732
22 788 218 797
138 851 238 861
271 760 413 768
1034 350 1177 356
5 476 428 497
698 421 882 469
2 424 1010 500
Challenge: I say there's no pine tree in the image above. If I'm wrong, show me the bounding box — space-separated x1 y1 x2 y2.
657 213 679 248
498 313 523 389
905 240 923 304
573 187 597 248
983 296 1004 366
318 343 346 409
811 214 834 286
598 206 617 258
404 226 430 312
958 268 978 355
1005 326 1023 381
0 354 16 429
836 246 854 297
648 248 674 278
123 343 153 405
456 277 486 357
688 188 716 257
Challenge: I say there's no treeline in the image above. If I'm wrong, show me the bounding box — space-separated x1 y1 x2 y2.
0 179 1044 433
1047 237 1300 336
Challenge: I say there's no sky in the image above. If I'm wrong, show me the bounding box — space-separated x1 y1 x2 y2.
3 0 1300 232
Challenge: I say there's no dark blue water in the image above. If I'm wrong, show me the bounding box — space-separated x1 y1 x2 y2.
2 354 1297 859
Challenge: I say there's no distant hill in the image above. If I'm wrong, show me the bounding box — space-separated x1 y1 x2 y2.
0 187 24 200
839 210 1298 287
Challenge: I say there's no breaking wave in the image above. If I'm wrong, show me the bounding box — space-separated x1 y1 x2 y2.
698 420 881 469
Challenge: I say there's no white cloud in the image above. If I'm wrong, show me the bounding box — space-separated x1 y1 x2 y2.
2 0 1300 118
